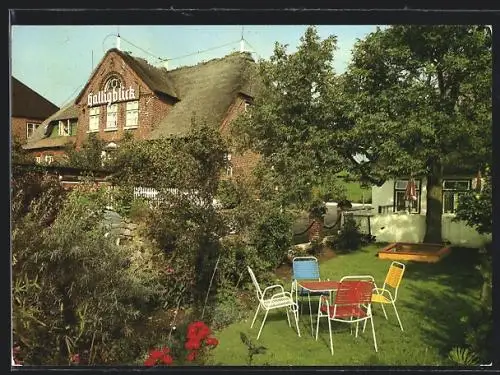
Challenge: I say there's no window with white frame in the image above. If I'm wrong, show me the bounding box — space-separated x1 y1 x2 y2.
106 104 118 130
89 107 100 132
26 122 40 139
125 101 139 128
393 179 421 213
58 120 71 136
35 156 41 164
442 179 471 214
44 154 54 164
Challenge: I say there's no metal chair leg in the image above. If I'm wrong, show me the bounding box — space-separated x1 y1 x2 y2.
328 318 334 356
308 293 314 336
257 309 269 340
380 303 388 319
251 304 260 328
370 316 378 352
392 301 404 331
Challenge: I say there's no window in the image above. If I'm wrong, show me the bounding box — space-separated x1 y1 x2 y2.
106 103 118 130
244 101 250 112
223 153 233 177
26 122 40 139
35 156 41 164
58 120 71 136
394 179 421 213
44 154 54 164
104 76 122 91
443 179 471 214
125 101 139 128
89 107 100 132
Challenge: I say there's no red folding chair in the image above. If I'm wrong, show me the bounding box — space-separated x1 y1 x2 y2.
315 278 378 355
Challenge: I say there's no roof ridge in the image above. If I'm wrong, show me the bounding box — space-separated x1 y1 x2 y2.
166 51 254 73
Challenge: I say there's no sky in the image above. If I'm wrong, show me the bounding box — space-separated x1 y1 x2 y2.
11 25 379 108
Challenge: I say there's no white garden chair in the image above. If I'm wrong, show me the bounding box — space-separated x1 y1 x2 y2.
247 266 301 340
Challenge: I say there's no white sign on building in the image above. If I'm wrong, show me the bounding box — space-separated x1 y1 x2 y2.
87 86 136 107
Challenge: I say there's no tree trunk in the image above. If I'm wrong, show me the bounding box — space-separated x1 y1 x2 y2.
423 159 443 243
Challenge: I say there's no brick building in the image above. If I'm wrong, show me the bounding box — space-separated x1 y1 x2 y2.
24 48 260 177
11 77 59 144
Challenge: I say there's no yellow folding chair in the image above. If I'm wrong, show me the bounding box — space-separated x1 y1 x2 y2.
369 261 406 331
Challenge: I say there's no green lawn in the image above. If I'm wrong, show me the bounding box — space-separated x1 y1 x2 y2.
344 181 372 203
208 245 483 366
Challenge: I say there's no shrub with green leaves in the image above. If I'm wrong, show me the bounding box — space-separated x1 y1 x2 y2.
216 179 242 209
333 215 363 251
251 208 294 269
12 183 170 365
448 347 479 366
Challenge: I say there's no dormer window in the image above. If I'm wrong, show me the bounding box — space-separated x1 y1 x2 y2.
59 120 71 136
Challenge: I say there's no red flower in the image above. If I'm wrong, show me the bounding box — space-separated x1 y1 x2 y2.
185 339 201 351
186 350 197 362
162 354 173 365
149 349 164 360
205 337 219 347
70 353 80 364
145 347 173 366
186 321 211 341
144 358 157 366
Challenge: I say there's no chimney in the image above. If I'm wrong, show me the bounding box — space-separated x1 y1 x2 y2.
116 33 121 50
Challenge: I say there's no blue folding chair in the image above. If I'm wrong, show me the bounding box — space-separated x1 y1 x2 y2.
291 256 330 335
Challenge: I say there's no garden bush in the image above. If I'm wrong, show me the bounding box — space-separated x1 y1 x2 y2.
250 208 294 269
216 179 242 209
12 183 171 365
332 215 363 251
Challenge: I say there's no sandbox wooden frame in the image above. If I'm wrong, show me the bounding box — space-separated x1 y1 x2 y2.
377 242 452 263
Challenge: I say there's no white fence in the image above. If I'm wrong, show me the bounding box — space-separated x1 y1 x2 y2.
134 187 161 203
133 186 221 208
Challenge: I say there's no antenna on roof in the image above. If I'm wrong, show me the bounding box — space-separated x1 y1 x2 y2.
116 26 121 50
240 26 245 53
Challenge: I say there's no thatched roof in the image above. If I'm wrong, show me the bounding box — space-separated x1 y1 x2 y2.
11 77 59 119
24 50 260 150
24 136 76 150
74 48 178 104
148 51 258 139
118 50 178 99
24 103 79 149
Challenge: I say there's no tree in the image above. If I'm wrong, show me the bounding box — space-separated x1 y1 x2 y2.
109 121 231 311
454 166 492 236
232 26 350 215
64 133 108 170
343 25 492 243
